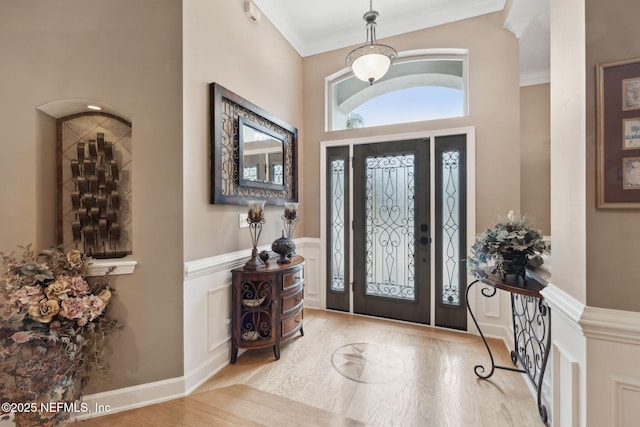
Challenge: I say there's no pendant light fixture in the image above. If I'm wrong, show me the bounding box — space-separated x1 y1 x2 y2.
345 0 397 84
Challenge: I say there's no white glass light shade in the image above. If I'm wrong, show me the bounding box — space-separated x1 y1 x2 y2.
351 52 391 83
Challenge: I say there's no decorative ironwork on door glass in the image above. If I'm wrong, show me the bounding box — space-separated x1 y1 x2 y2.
330 159 346 292
364 154 415 300
273 164 283 185
441 149 461 305
243 166 258 182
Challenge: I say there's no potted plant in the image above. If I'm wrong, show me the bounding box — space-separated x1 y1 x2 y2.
0 245 119 426
467 212 546 282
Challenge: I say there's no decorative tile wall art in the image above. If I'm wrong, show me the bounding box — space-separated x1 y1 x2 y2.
57 113 132 257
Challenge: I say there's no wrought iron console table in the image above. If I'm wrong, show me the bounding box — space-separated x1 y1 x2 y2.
466 270 551 424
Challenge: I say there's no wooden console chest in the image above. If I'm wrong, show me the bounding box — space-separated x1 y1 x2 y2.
230 255 304 363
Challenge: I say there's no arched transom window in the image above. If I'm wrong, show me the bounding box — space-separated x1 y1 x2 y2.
327 50 468 130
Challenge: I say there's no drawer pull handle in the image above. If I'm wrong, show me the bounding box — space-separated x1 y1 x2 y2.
296 297 302 302
295 319 301 323
294 276 301 280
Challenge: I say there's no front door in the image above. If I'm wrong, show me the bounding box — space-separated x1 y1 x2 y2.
325 135 468 329
352 140 430 324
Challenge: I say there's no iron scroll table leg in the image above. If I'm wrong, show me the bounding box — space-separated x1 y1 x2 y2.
466 280 526 378
466 279 551 425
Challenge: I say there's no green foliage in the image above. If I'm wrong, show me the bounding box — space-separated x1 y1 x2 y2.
467 212 546 276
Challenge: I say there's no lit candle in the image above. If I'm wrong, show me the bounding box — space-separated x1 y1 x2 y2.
247 200 265 223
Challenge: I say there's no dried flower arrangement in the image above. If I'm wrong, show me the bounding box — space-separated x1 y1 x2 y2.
0 245 119 426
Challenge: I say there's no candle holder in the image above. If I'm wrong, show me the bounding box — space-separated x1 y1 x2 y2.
245 200 266 270
282 202 299 239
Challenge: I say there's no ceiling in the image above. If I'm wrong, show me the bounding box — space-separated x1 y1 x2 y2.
251 0 549 86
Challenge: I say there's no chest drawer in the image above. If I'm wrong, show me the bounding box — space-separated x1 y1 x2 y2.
282 266 304 294
281 286 303 315
281 305 303 338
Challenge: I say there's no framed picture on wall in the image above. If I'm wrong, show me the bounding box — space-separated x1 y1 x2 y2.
623 118 640 149
596 57 640 208
622 77 640 111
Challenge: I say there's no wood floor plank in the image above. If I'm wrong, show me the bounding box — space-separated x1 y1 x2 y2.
76 308 545 426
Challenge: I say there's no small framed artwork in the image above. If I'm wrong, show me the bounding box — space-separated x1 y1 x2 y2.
597 57 640 208
623 78 640 111
623 157 640 189
623 118 640 149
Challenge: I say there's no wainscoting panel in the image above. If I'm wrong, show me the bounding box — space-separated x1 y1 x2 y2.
466 280 511 341
542 283 586 427
207 285 232 353
552 343 579 427
183 251 243 394
183 238 321 394
295 238 321 308
611 376 640 427
581 306 640 427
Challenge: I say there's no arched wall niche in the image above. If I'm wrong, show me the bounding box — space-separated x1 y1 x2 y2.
37 99 133 259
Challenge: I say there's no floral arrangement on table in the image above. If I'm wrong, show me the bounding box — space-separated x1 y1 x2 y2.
0 245 119 426
467 212 546 279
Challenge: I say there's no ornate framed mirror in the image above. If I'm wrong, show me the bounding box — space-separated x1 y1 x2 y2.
210 83 298 205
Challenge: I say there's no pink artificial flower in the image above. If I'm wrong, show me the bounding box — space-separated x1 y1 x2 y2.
58 298 86 319
5 285 44 312
68 276 89 296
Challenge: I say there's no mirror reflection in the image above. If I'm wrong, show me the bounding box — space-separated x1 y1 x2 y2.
238 117 285 190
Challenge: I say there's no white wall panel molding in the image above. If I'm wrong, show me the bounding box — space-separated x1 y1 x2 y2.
542 282 640 426
183 237 321 395
294 237 321 308
610 376 640 427
552 343 580 427
184 246 262 280
580 306 640 345
540 283 586 427
540 282 584 333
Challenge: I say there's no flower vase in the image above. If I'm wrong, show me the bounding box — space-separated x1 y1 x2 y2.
499 251 528 284
12 375 80 427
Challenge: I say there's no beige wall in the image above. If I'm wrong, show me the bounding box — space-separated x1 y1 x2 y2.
0 0 184 392
550 0 587 303
182 0 304 261
302 12 521 237
521 84 551 235
585 0 640 311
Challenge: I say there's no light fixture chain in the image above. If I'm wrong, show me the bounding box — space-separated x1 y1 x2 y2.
345 0 398 84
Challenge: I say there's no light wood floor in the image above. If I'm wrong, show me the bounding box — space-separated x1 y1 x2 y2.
76 308 544 426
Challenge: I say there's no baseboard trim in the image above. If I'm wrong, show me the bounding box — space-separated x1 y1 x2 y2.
184 346 231 395
74 376 185 420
